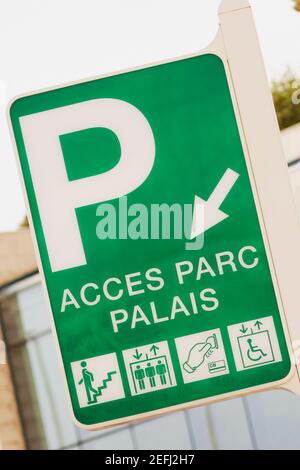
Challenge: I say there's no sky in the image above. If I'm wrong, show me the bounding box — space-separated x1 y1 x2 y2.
0 0 299 232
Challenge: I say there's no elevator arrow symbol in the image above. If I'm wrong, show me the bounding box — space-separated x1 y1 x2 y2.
190 168 240 239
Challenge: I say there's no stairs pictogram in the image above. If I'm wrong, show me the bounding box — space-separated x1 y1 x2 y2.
97 371 117 396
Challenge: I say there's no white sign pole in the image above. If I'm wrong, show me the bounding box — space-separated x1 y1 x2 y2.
219 0 300 393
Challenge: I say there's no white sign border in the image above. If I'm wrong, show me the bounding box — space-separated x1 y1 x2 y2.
7 0 300 430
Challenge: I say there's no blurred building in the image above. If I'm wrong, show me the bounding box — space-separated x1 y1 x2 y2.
282 122 300 216
1 124 300 450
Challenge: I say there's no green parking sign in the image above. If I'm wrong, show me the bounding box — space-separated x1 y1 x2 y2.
9 1 300 429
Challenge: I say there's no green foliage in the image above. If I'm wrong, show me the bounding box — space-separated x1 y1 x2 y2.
272 71 300 130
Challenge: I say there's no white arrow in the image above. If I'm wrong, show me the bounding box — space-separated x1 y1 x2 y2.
190 168 240 239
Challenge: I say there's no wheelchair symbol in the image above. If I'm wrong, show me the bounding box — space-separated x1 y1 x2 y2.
246 338 268 362
230 317 280 371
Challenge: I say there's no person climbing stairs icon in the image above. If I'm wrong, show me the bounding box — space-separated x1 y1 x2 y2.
78 361 117 405
72 353 125 408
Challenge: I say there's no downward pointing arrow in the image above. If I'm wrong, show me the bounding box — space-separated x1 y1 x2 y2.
190 168 240 239
133 349 142 360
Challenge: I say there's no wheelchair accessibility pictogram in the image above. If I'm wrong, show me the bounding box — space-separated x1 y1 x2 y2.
227 316 283 371
237 330 275 369
246 337 268 362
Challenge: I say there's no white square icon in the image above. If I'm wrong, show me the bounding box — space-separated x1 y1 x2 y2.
122 341 176 396
227 316 282 371
175 329 229 384
71 353 125 408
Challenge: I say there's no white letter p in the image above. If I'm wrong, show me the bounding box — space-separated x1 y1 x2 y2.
20 99 155 272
